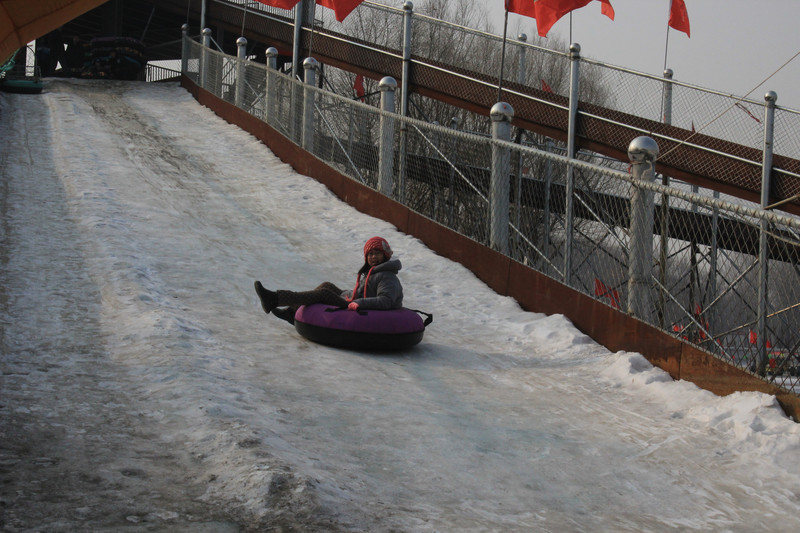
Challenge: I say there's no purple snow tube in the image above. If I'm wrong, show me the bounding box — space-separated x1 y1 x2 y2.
293 304 432 350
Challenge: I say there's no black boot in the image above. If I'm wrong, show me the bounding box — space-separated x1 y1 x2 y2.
272 307 296 325
254 281 278 314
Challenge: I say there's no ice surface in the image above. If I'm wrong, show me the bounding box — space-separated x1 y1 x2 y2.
1 79 799 531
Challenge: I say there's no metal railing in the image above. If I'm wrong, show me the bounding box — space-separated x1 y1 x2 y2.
145 64 181 82
183 33 800 396
208 0 800 211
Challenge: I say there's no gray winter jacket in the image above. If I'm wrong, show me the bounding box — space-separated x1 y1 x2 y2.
343 258 403 310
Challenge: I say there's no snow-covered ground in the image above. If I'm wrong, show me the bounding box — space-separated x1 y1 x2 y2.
1 79 799 532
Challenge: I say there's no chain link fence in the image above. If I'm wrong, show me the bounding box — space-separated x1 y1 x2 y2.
183 7 800 396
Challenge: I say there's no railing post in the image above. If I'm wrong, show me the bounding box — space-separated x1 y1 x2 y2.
200 27 212 90
564 43 580 285
709 189 720 339
264 47 278 125
200 0 207 33
447 116 459 227
235 36 247 109
756 90 777 375
181 24 189 75
400 1 413 120
658 68 673 328
490 102 514 254
517 33 527 85
397 0 414 204
513 32 528 259
541 139 553 268
662 68 673 124
378 76 398 197
627 136 659 320
302 57 319 152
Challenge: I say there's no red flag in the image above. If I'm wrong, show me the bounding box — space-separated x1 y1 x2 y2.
594 278 604 297
672 324 688 340
749 330 757 344
257 0 366 22
534 1 615 37
253 0 302 9
668 0 690 37
735 102 761 123
594 278 621 309
506 1 614 37
541 79 553 93
600 0 615 19
316 0 365 22
506 0 537 18
354 74 365 101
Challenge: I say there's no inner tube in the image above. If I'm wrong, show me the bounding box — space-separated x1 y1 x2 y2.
293 304 432 351
0 79 43 94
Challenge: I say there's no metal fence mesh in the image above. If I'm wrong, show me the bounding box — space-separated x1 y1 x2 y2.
185 11 800 395
217 0 800 160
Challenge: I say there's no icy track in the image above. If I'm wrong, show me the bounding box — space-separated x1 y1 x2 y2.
1 79 799 532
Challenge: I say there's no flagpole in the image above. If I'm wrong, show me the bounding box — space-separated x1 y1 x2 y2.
569 12 573 45
240 0 248 37
308 1 317 60
663 0 673 72
660 2 672 124
498 7 510 102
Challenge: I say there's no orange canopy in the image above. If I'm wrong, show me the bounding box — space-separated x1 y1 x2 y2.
0 0 109 63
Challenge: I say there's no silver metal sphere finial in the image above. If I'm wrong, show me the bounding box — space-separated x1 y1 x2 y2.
490 102 514 122
379 76 397 91
236 36 247 46
303 57 319 69
765 91 778 103
628 136 659 163
569 43 581 55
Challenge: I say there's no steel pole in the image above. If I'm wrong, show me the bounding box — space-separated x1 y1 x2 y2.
564 43 580 285
264 47 278 125
200 27 212 89
627 136 659 320
397 1 413 204
756 91 777 375
378 77 398 197
490 102 514 254
302 57 319 152
235 36 247 109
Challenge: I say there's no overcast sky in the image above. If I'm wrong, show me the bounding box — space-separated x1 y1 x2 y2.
480 0 800 110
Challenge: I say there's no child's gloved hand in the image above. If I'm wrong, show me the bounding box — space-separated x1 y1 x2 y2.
347 302 359 311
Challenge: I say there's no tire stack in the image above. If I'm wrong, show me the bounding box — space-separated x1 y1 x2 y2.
83 37 146 80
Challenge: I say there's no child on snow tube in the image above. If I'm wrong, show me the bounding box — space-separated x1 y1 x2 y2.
254 236 403 324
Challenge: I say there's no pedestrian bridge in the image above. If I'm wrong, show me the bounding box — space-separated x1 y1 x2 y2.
174 0 800 217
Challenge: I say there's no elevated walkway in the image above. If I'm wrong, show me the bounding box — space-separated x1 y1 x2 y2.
156 0 800 217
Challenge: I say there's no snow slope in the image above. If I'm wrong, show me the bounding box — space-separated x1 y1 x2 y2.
1 79 799 532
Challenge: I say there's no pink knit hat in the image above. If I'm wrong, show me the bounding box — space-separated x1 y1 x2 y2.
363 236 392 260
